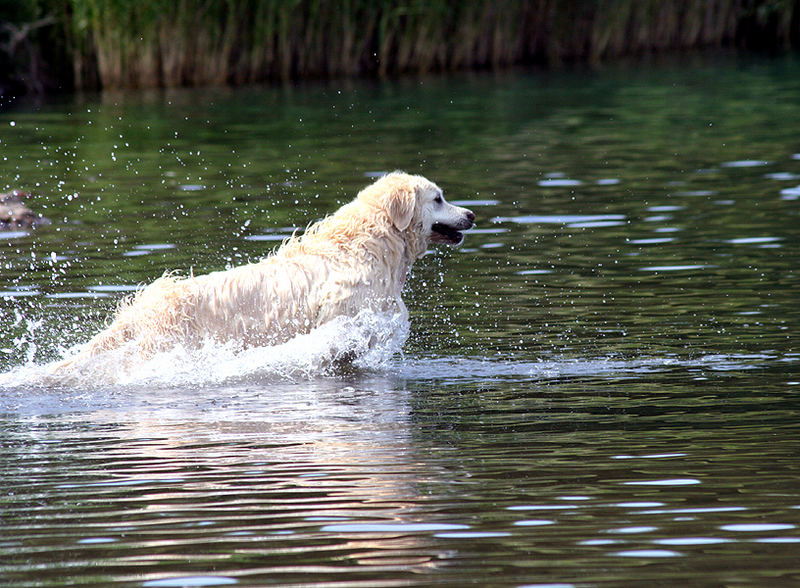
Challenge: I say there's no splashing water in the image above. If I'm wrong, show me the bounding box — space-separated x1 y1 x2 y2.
4 308 42 366
0 309 410 389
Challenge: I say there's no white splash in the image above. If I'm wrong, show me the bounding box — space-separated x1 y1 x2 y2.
0 309 409 389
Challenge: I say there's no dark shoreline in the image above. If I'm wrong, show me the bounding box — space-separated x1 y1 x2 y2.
2 0 800 99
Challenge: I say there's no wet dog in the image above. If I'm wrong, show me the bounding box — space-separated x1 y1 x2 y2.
61 172 474 364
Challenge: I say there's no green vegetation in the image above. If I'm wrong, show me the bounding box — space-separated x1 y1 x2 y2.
1 0 800 93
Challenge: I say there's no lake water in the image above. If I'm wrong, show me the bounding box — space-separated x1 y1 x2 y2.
2 52 800 586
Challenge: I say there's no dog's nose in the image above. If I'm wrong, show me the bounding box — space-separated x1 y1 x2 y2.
465 210 476 224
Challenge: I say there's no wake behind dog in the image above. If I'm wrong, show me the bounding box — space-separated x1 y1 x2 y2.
50 172 474 383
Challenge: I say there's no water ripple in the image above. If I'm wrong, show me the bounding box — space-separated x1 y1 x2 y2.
614 549 682 558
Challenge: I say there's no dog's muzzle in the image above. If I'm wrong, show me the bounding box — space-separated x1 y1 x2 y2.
431 210 475 244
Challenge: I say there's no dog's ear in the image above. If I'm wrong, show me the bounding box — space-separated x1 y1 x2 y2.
359 173 415 231
385 184 415 231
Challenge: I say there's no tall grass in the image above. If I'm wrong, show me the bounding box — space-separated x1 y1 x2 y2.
4 0 800 91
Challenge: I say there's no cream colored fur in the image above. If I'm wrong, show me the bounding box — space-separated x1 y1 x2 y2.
63 172 474 362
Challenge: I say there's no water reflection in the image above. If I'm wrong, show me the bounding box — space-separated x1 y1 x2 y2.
2 378 468 583
3 356 800 585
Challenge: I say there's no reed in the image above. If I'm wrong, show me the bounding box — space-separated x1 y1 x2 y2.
3 0 800 91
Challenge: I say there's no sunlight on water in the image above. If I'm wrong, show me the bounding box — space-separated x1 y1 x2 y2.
142 578 238 588
398 353 773 383
491 214 627 225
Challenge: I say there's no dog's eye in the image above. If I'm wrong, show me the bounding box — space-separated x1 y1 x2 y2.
434 195 443 204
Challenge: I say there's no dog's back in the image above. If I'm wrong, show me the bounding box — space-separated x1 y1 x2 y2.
52 172 470 373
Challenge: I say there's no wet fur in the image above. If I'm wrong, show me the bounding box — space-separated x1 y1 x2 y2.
58 172 474 365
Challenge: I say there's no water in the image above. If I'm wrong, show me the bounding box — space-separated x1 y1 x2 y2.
2 52 800 586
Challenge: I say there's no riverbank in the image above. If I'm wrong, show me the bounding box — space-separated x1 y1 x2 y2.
2 0 799 96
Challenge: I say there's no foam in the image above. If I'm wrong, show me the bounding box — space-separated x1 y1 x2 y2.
0 309 409 390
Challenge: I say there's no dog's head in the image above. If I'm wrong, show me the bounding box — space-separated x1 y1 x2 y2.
358 172 475 253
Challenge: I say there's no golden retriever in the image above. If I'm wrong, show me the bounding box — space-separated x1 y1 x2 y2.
61 172 474 364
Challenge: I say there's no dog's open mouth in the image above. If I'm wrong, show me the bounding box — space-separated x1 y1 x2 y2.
431 222 465 244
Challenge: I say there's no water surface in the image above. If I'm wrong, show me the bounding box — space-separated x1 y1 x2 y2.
2 53 800 586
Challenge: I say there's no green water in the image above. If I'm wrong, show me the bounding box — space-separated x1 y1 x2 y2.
2 53 800 586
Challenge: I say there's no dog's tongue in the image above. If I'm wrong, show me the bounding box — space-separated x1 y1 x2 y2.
431 223 462 243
